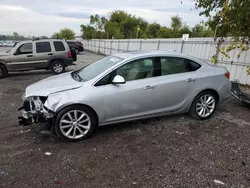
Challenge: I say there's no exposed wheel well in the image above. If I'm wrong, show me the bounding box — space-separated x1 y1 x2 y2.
56 103 99 124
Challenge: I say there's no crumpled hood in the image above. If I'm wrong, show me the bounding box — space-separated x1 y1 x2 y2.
24 72 84 98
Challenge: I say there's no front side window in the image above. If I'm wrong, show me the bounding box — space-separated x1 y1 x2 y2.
16 43 33 55
116 58 153 81
72 56 124 82
95 73 112 86
36 42 52 53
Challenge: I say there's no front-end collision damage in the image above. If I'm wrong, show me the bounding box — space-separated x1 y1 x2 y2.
18 96 54 127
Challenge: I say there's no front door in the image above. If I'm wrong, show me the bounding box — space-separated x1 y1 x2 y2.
102 57 159 123
10 42 36 70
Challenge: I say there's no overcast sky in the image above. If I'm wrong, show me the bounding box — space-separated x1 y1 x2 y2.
0 0 204 37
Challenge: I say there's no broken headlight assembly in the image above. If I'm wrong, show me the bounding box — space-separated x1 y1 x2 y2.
18 96 54 126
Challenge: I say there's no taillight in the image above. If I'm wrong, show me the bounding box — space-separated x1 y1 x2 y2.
68 51 72 58
224 72 230 79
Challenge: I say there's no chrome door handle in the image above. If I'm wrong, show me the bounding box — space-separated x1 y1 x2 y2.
187 78 196 82
144 85 154 90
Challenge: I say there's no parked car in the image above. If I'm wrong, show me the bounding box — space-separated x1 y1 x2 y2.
18 50 231 141
0 39 77 78
67 40 84 54
3 42 14 47
0 41 4 47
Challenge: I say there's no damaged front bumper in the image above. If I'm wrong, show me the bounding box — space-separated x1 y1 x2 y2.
18 96 54 129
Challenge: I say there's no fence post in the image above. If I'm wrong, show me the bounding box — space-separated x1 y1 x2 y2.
99 39 101 53
180 40 184 53
110 40 113 55
104 40 106 55
94 40 96 53
118 40 120 52
139 40 142 50
127 40 130 52
157 40 160 50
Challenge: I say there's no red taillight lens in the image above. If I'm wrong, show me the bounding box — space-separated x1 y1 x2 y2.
224 72 230 79
68 51 72 58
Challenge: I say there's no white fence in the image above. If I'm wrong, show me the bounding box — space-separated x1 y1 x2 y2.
81 38 250 85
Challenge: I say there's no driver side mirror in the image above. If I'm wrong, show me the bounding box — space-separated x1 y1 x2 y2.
112 75 126 85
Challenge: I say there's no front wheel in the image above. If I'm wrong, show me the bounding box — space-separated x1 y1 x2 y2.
0 64 8 79
55 105 97 142
189 91 217 120
50 61 65 74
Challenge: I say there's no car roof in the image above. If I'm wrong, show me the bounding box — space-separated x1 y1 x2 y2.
19 39 65 44
113 50 204 64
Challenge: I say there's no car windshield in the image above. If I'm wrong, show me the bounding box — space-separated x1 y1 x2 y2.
72 56 124 82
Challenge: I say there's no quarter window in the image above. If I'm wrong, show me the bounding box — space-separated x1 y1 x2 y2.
36 42 52 53
116 58 154 81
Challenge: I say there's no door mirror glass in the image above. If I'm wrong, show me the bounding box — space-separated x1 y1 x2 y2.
112 75 126 85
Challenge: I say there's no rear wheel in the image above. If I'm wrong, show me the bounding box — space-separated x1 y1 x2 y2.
189 91 217 120
55 105 97 142
0 64 8 79
50 61 65 74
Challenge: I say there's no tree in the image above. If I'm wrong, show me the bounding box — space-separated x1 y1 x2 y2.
171 15 182 31
52 28 75 40
80 11 215 40
51 32 61 39
195 0 250 74
59 28 75 40
146 23 161 38
191 24 213 37
80 25 96 39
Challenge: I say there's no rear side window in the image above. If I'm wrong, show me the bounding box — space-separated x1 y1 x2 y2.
53 41 65 51
160 57 201 76
36 42 51 53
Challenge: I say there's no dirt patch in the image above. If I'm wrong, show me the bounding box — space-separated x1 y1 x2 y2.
0 52 250 188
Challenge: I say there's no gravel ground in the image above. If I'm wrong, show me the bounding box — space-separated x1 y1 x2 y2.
0 49 250 188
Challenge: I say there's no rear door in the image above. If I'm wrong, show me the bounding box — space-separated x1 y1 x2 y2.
156 56 201 114
10 42 36 70
34 41 53 68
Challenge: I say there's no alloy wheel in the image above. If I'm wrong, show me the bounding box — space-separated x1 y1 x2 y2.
53 64 63 73
59 110 91 139
196 94 216 118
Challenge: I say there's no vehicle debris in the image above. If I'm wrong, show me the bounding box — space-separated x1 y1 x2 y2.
214 179 225 185
45 152 52 156
231 81 250 106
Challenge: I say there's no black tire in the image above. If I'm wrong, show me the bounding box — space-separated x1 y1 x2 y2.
71 48 77 61
50 60 65 75
55 105 98 142
189 91 218 120
0 64 8 79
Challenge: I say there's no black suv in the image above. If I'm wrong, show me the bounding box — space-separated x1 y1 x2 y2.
67 40 84 54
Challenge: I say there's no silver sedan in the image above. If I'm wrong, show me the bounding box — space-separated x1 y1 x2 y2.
19 50 231 141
